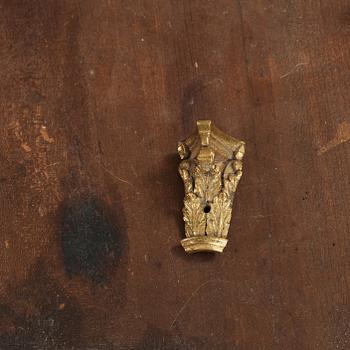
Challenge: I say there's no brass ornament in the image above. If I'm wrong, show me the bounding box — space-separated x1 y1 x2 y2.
178 120 245 253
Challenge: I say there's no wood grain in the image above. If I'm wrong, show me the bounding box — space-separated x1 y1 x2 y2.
1 0 350 349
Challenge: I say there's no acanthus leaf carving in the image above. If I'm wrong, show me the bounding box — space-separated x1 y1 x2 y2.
206 192 232 238
183 193 206 237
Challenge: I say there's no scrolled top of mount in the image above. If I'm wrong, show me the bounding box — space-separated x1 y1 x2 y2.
178 120 245 253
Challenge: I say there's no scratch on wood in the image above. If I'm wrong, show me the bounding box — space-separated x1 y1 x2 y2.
204 78 224 88
97 160 134 186
169 279 229 329
280 62 308 79
21 143 32 152
168 246 179 285
40 126 55 143
318 121 350 155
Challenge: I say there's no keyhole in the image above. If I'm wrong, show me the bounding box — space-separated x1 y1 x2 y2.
204 205 211 213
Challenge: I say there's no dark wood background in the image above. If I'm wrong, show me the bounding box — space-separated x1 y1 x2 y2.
1 0 350 349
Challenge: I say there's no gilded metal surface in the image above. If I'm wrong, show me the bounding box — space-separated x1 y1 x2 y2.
178 120 245 253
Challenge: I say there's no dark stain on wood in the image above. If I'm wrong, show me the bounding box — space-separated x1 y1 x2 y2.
0 261 82 349
59 195 126 284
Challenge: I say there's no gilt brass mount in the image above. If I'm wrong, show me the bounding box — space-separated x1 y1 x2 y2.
178 120 245 253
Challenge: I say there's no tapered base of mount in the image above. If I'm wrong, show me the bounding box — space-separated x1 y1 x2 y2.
181 236 228 253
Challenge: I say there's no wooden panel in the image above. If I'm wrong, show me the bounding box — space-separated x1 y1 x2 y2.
1 0 350 349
